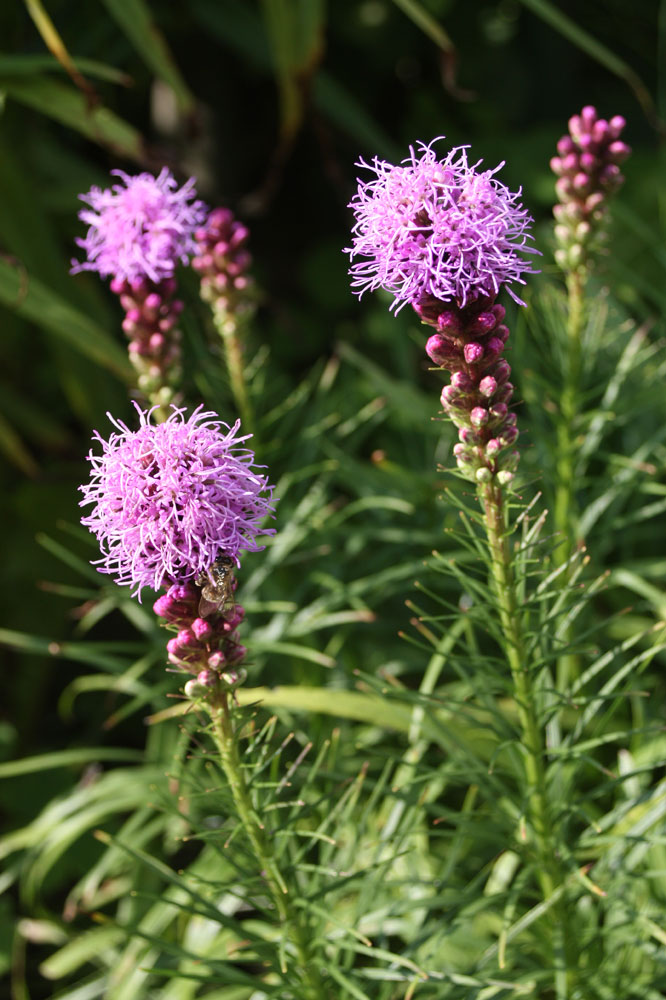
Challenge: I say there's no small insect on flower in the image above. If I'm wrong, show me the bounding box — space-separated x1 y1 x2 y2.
196 556 237 620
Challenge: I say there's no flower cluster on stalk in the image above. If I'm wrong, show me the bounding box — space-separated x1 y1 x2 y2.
347 139 538 485
192 206 257 335
72 169 207 410
79 405 276 695
551 106 630 275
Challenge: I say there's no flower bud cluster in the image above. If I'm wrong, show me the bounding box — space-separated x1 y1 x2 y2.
153 580 247 700
192 207 257 337
416 294 519 485
110 275 184 407
550 105 630 274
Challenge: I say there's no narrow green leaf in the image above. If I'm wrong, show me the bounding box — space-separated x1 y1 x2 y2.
0 259 131 378
0 74 144 160
0 54 130 85
100 0 195 112
0 748 145 778
39 927 125 980
0 410 38 476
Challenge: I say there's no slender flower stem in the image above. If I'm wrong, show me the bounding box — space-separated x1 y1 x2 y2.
208 690 325 999
554 272 585 690
218 315 254 432
554 271 584 559
478 480 558 904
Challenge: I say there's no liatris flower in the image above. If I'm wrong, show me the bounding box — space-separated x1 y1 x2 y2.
551 106 630 275
347 139 537 485
347 139 537 312
72 169 207 412
72 168 206 283
192 207 257 428
79 404 276 598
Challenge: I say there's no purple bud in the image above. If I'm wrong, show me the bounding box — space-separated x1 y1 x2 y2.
177 628 195 647
426 333 454 365
469 312 496 335
556 177 572 200
166 637 181 657
568 114 582 137
608 141 630 162
153 594 172 618
592 119 609 143
436 310 462 336
490 403 508 420
470 407 489 428
580 106 598 127
479 375 497 397
484 337 503 360
196 668 218 687
441 385 462 407
451 371 475 392
208 651 226 669
557 136 575 155
494 360 511 383
500 426 519 446
464 342 484 364
459 427 478 444
192 617 213 640
609 115 626 137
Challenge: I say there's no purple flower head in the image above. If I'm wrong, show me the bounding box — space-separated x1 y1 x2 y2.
346 139 539 311
72 168 207 283
80 405 276 598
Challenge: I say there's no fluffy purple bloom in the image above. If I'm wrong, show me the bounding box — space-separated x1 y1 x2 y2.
72 168 207 283
347 139 538 310
80 405 276 597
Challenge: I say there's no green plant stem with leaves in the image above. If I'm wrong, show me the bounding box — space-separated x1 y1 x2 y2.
478 480 559 905
554 271 585 555
216 312 254 432
207 689 325 999
554 271 586 689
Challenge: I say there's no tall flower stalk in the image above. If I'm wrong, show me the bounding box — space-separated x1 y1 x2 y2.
346 140 558 904
549 108 630 689
192 207 258 430
550 107 630 556
79 406 324 996
72 169 207 418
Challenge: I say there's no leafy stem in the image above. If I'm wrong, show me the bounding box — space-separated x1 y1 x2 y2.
207 689 325 999
215 311 254 432
478 480 558 904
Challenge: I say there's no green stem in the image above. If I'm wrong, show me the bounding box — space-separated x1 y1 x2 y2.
554 271 585 560
208 691 324 999
554 271 586 690
479 480 558 904
216 311 254 432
